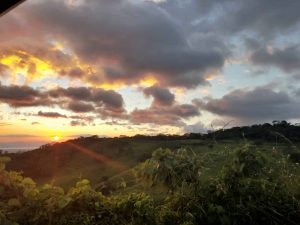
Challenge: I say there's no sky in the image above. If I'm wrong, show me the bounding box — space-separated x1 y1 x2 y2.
0 0 300 148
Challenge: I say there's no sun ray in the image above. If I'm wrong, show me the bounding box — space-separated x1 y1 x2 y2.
66 142 128 171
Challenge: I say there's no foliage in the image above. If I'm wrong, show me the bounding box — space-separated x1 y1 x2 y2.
135 148 202 192
1 142 300 225
5 121 300 189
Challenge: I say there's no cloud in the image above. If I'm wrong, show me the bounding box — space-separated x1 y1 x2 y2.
68 115 95 126
0 83 126 119
0 122 11 126
67 101 94 113
49 86 125 116
2 0 300 130
70 115 95 123
137 85 200 126
0 83 48 107
251 45 300 73
0 134 40 138
91 89 124 109
49 87 92 100
196 86 300 122
37 111 67 118
184 121 208 133
101 120 129 126
143 85 175 106
157 0 300 40
0 63 9 76
130 103 200 126
209 0 300 36
70 120 87 127
0 0 225 88
0 47 80 84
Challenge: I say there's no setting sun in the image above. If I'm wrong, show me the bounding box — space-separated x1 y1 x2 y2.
53 136 60 142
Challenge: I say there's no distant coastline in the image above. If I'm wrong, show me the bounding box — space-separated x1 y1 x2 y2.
0 147 37 153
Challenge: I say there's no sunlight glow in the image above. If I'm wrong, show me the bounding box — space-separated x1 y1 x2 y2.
0 51 54 83
53 136 60 142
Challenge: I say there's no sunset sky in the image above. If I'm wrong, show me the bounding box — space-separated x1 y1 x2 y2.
1 0 300 148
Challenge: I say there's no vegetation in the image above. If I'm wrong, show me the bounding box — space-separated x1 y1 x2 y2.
1 121 300 224
4 121 300 188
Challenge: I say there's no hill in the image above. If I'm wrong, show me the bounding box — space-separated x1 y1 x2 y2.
5 136 207 188
1 121 300 224
4 121 300 189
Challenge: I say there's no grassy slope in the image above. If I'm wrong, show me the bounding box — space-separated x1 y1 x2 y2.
5 139 211 188
4 136 300 192
107 141 300 196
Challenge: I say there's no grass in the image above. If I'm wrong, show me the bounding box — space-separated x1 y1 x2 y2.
4 138 300 192
96 140 300 196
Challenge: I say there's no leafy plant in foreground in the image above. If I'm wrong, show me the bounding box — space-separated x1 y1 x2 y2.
1 143 300 225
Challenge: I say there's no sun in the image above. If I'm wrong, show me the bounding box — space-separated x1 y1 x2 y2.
53 136 60 142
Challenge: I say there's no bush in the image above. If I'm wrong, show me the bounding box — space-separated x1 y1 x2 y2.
1 145 300 225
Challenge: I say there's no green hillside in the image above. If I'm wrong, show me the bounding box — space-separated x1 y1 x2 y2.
5 121 300 190
1 122 300 224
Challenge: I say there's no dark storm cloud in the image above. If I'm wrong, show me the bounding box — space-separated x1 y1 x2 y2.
130 103 200 126
49 86 124 111
251 45 300 73
160 0 300 81
160 0 300 76
91 89 124 109
2 0 300 129
0 83 125 118
67 67 85 78
295 88 300 97
37 111 67 118
206 0 300 36
1 0 300 87
196 86 300 122
49 87 92 100
0 83 48 107
67 101 95 113
143 85 175 106
157 0 300 38
0 83 37 100
0 0 225 88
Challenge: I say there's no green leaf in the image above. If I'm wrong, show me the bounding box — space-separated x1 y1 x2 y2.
58 197 72 209
23 177 36 186
239 163 245 173
76 179 90 188
23 189 39 198
81 179 90 185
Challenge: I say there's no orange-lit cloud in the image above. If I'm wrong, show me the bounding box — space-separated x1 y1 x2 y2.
0 51 52 83
0 48 96 85
0 0 225 89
